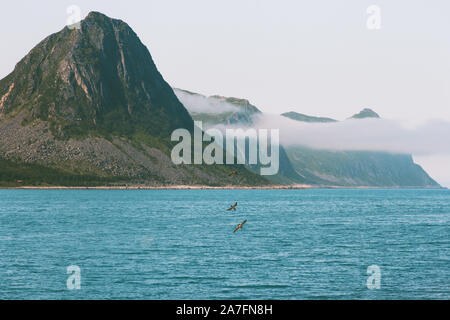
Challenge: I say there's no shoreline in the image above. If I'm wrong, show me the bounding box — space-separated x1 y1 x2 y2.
0 185 445 190
1 184 314 190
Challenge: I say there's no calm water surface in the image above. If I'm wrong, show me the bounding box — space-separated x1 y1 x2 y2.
0 189 448 299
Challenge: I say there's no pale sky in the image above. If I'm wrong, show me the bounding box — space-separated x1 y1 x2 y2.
1 0 449 186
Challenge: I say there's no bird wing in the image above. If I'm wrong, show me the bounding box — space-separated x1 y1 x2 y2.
234 221 246 232
228 203 237 211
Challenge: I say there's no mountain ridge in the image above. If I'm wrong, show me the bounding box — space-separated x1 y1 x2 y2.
281 111 337 123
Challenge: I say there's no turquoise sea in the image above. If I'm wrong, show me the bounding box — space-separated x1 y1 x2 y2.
0 189 448 300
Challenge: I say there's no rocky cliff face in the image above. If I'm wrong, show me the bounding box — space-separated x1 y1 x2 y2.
0 12 193 137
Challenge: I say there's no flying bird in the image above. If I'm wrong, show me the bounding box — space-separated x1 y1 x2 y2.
227 202 238 211
234 220 247 233
228 170 238 177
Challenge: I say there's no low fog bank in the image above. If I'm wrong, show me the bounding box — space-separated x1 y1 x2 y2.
250 114 450 156
174 89 238 114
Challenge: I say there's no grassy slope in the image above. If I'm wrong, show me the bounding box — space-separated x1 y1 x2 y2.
0 158 126 187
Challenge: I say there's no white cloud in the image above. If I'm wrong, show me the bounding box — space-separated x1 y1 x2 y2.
250 114 450 156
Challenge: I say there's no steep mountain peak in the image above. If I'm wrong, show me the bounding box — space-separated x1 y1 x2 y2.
80 11 133 38
351 108 380 119
85 10 112 20
0 11 193 137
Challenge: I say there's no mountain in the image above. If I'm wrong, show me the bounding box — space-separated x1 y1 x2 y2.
284 146 439 187
0 12 269 187
0 12 194 138
281 112 337 123
281 108 438 187
176 90 440 188
351 108 380 119
173 88 261 125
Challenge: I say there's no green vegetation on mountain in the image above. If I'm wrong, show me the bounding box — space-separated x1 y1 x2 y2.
0 158 126 187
